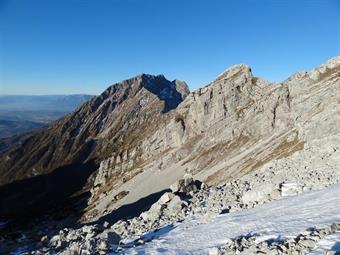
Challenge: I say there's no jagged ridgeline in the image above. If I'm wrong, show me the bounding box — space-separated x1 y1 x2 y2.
0 74 190 219
0 57 339 224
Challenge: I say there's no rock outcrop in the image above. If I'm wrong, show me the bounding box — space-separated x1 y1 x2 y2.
216 224 340 255
0 56 339 228
0 74 189 218
0 56 339 254
86 56 340 222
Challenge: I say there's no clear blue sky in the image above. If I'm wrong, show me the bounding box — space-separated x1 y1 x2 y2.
0 0 339 95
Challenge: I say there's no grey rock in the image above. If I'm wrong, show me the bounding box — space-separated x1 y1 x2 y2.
97 240 109 251
158 192 175 205
96 230 120 244
298 238 316 249
167 195 185 213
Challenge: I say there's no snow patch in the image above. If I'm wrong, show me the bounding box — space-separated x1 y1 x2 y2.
125 184 340 254
309 231 340 254
281 182 302 197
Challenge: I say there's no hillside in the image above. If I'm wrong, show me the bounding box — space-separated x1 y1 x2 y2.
0 75 189 218
0 57 339 254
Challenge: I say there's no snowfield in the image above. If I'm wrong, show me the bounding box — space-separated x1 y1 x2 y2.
309 231 340 254
124 184 340 254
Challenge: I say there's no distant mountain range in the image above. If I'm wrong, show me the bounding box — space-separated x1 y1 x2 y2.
0 94 93 139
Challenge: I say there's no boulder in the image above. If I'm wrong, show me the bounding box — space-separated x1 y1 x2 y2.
170 179 185 193
66 230 78 242
81 225 96 234
49 235 65 249
69 242 81 254
96 230 120 244
298 239 316 249
242 183 277 204
140 212 150 222
169 175 201 194
167 195 185 213
158 192 175 205
97 239 109 251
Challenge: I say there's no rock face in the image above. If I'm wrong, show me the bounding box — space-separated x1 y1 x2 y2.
85 56 340 222
0 56 339 227
0 74 189 218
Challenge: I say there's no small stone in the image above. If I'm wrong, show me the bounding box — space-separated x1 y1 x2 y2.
140 212 149 221
40 235 48 243
98 240 109 251
300 230 311 236
200 182 208 190
103 221 110 228
134 239 144 245
331 223 340 232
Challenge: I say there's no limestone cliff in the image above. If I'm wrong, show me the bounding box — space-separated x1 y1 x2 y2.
0 57 339 224
86 57 340 221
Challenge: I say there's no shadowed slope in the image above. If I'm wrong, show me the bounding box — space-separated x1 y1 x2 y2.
0 74 189 222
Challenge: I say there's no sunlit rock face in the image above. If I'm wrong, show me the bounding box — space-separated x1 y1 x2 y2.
0 57 339 225
86 57 340 221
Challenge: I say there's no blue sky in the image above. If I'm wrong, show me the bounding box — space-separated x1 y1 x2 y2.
0 0 339 95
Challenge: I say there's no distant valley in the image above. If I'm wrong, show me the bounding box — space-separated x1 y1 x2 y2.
0 94 93 139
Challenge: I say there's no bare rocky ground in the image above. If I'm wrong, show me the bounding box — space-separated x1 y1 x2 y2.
10 134 339 254
213 224 340 255
1 57 339 254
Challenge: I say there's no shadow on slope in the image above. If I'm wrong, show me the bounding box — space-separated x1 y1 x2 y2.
122 224 175 249
332 242 340 252
91 189 171 225
139 74 187 113
0 160 98 226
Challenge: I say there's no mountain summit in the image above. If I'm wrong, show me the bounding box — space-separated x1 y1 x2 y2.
0 74 189 218
0 58 339 254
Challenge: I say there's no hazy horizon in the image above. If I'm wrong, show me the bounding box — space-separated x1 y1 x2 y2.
0 93 95 96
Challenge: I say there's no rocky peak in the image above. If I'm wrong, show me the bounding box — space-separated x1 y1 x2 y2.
214 64 252 83
284 56 340 84
0 72 190 219
1 57 339 243
173 79 190 99
96 73 189 113
319 56 340 69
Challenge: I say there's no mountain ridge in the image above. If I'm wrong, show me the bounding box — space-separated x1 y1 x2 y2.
86 56 339 220
0 74 189 219
0 57 339 225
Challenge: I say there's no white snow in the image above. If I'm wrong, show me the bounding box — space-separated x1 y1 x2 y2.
124 184 340 255
308 231 340 254
281 182 301 197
